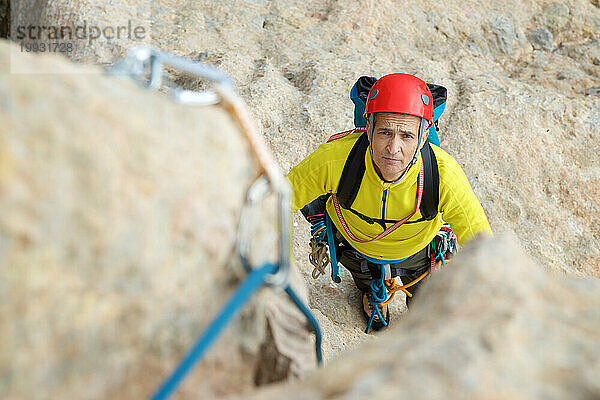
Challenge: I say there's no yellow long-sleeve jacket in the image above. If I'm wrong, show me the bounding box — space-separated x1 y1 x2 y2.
287 130 492 262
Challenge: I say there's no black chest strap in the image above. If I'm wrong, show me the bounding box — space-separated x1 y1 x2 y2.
336 133 369 209
418 141 439 221
336 134 439 229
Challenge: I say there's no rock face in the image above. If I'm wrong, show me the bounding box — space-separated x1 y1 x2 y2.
235 235 600 400
0 41 316 400
4 0 600 396
10 0 152 65
527 27 554 51
9 0 600 280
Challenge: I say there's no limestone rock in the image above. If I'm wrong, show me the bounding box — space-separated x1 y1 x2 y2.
558 39 600 68
527 27 554 51
543 2 572 33
588 86 600 95
0 41 316 400
233 235 600 400
490 15 517 54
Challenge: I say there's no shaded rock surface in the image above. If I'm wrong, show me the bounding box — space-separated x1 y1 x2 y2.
527 27 555 51
543 2 572 33
233 235 600 400
0 41 316 400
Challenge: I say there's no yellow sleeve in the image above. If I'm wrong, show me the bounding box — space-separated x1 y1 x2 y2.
287 133 363 213
286 145 336 212
437 152 492 246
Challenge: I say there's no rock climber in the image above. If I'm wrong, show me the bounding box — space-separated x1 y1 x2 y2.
286 73 492 331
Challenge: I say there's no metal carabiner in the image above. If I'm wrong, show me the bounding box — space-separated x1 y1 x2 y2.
108 46 234 105
309 239 329 279
110 47 292 289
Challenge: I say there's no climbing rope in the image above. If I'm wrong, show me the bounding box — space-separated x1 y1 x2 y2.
364 266 430 333
365 265 388 333
363 225 457 333
382 271 429 305
149 262 323 400
111 47 324 400
150 263 276 400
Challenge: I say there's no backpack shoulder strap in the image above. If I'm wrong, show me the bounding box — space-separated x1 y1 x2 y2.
327 127 366 143
336 132 440 224
418 141 439 221
336 132 369 209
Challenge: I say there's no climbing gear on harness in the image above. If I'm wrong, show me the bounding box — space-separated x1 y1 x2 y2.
308 214 329 279
430 223 457 270
363 267 430 334
302 202 342 283
306 208 336 280
361 225 456 333
111 47 323 400
358 225 455 333
309 241 329 279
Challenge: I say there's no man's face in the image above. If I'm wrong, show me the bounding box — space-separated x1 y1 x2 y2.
367 112 424 182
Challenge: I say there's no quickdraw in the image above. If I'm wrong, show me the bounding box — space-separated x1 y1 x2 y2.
309 239 329 279
115 48 324 400
430 223 457 271
308 214 331 279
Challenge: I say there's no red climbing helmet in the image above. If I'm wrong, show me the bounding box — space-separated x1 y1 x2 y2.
365 73 433 123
